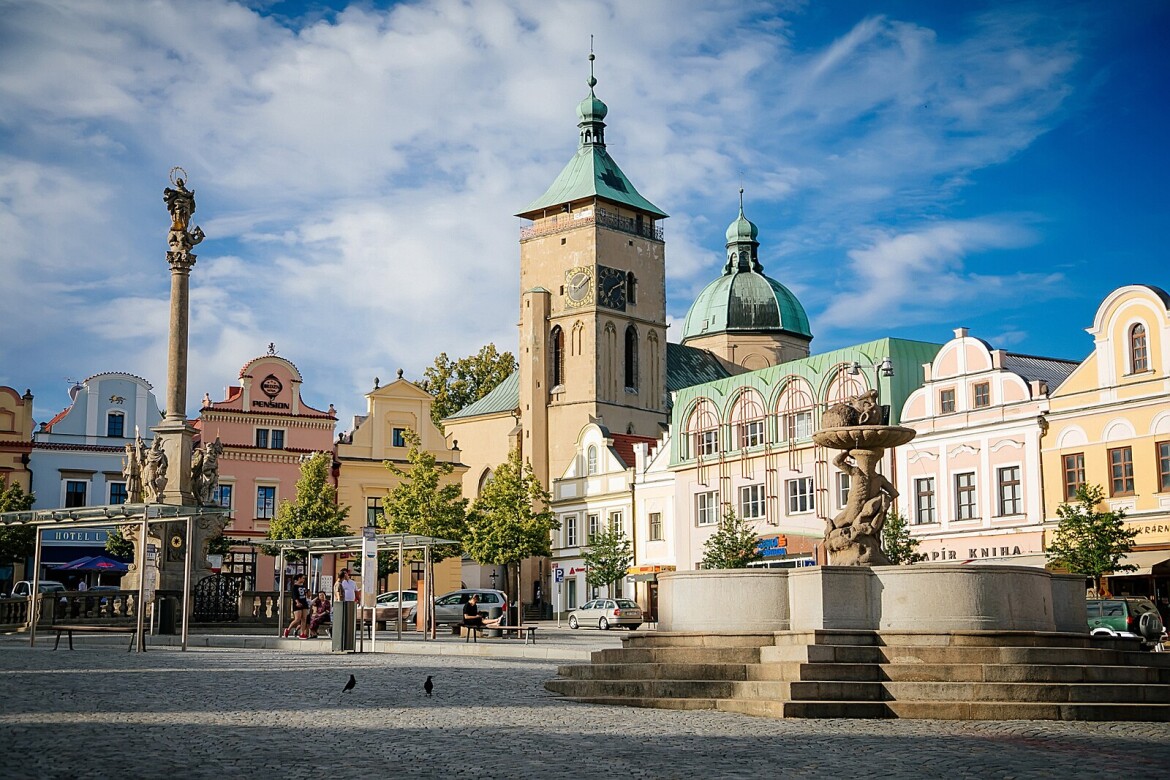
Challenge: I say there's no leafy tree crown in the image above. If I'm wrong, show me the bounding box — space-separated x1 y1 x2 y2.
463 447 558 566
1046 483 1136 593
382 428 467 562
583 526 633 590
700 509 763 570
421 343 517 427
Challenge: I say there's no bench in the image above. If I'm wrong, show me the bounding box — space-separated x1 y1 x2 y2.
492 625 538 645
459 623 538 644
52 624 137 651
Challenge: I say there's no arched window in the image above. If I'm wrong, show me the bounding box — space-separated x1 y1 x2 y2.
478 468 493 494
1130 323 1149 373
624 325 638 390
686 399 720 459
587 445 599 475
550 326 565 387
729 389 765 449
777 378 814 441
626 272 637 304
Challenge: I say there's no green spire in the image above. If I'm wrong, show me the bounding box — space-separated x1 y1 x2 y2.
577 49 608 147
724 189 762 273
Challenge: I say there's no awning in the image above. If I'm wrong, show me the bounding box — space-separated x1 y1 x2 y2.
1110 549 1170 577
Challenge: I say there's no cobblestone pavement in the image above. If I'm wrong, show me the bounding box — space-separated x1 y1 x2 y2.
1 645 1168 779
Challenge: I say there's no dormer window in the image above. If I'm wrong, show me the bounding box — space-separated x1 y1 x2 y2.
1130 323 1149 373
106 412 125 438
587 445 598 475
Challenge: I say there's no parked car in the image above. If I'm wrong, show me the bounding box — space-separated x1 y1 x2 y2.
568 598 643 630
1087 598 1165 648
405 589 508 627
373 590 418 628
7 580 66 598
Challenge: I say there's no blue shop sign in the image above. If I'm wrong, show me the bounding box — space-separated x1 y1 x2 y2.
41 528 111 547
756 536 788 558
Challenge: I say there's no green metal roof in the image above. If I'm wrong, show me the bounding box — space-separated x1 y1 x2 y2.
666 342 734 394
444 371 520 421
518 144 667 219
681 270 812 341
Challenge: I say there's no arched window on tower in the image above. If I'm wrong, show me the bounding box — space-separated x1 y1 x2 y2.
1130 323 1149 373
624 325 638 390
551 326 565 387
626 272 637 304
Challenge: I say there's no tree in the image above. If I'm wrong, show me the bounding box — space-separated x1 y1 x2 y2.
700 509 763 569
382 429 467 562
463 447 558 608
105 528 135 559
583 526 633 595
881 508 925 565
421 343 517 426
1046 483 1137 596
266 452 350 558
0 480 35 568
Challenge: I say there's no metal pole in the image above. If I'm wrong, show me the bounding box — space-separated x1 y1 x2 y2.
396 537 403 642
181 514 193 651
29 527 42 647
277 549 286 637
135 514 148 652
426 544 434 641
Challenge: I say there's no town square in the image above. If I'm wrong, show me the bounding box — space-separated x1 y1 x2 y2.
1 1 1169 777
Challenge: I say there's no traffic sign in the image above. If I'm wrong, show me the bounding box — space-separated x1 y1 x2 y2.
554 567 564 583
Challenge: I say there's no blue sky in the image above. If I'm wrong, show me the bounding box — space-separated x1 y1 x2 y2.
1 0 1166 427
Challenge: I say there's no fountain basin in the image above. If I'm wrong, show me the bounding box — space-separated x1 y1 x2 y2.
813 425 916 450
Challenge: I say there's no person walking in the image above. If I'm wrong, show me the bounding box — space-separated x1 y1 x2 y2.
283 574 310 638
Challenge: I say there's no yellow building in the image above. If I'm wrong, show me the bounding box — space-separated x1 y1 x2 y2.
0 386 34 493
1042 284 1170 604
335 371 466 596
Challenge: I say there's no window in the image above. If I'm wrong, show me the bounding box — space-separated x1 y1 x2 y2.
587 446 599 474
954 473 977 520
1062 453 1085 500
785 411 813 440
973 382 990 409
997 466 1022 515
624 325 638 390
366 497 383 527
255 428 284 448
697 429 719 456
1159 442 1170 492
550 326 564 387
740 419 764 449
255 428 268 448
837 472 851 509
587 513 600 541
392 428 407 448
687 400 719 458
65 480 87 508
740 484 766 520
106 413 125 438
915 477 936 524
271 429 284 449
565 515 578 547
212 484 233 511
696 491 719 526
626 271 637 304
1109 446 1134 496
1130 323 1149 373
787 477 815 514
109 482 127 505
567 578 578 610
940 389 956 414
608 511 623 533
256 486 276 519
648 512 663 541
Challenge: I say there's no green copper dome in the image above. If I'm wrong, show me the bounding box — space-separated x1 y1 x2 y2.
681 201 812 342
577 89 608 122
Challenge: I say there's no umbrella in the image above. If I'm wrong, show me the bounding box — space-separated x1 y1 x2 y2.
53 555 129 573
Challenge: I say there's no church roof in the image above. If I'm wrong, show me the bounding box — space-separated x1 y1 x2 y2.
681 272 812 341
445 371 520 420
518 145 667 219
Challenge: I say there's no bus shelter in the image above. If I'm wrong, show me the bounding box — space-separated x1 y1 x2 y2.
266 533 460 649
0 503 230 652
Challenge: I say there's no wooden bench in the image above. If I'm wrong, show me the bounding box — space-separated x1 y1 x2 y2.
493 624 538 645
52 624 137 651
459 623 538 644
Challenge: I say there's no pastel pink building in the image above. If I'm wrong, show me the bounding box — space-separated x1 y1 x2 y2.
196 352 337 589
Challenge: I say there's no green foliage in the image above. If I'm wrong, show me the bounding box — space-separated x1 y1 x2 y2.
104 528 135 559
881 508 925 565
266 452 350 558
205 532 232 557
700 509 763 570
1046 483 1137 595
0 480 35 564
583 526 633 592
382 429 467 562
421 343 517 427
463 447 558 567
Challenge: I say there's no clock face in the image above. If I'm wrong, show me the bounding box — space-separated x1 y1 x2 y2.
597 265 627 311
565 267 593 307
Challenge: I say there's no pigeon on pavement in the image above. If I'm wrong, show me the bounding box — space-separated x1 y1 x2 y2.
424 675 434 697
343 674 356 694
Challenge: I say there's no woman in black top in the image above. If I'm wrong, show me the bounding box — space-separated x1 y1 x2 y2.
284 574 311 638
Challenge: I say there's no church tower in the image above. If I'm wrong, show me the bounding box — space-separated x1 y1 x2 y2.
516 55 668 487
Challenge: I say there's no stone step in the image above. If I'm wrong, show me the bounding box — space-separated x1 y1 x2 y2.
883 680 1170 704
762 644 883 664
880 662 1170 685
883 700 1170 722
561 696 719 711
761 642 1169 667
715 698 891 719
624 632 775 649
557 663 750 681
749 662 882 682
545 677 884 702
591 646 762 665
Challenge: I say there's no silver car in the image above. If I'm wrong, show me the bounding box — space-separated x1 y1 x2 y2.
568 598 642 630
406 588 509 626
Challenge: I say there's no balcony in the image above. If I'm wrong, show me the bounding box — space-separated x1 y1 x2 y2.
520 207 664 242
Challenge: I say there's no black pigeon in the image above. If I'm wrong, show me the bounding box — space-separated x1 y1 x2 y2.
343 674 356 694
424 675 434 697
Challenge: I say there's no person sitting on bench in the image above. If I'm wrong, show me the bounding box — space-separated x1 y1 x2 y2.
308 591 331 638
463 594 486 631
